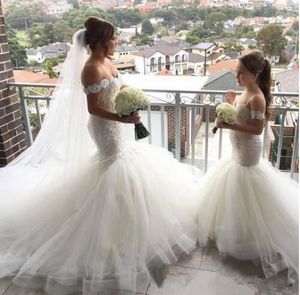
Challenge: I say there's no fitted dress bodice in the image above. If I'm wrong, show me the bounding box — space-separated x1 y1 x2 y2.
230 105 263 167
86 78 123 159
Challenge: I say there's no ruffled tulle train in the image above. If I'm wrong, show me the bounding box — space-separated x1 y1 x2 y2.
0 142 199 294
197 157 298 284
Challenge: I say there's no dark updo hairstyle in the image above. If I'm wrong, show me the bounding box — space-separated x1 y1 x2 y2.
239 50 272 118
84 16 115 56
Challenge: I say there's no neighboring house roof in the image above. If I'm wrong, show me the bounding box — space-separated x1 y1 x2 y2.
202 70 242 91
154 39 189 49
188 53 205 63
115 45 148 52
207 52 224 60
224 52 240 60
13 70 58 84
26 43 70 59
134 46 185 58
190 42 215 50
240 39 257 46
275 69 299 93
207 59 238 74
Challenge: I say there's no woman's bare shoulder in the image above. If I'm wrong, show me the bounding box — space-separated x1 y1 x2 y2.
82 62 104 87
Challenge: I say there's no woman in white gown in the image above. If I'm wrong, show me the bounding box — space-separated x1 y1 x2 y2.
0 17 199 294
196 50 298 284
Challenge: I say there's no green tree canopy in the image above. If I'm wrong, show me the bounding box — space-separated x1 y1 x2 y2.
6 24 27 67
141 20 154 35
222 41 243 52
186 26 209 45
5 1 54 30
205 12 226 35
233 25 256 39
256 24 287 57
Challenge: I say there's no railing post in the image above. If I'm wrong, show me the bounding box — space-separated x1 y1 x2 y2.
204 105 209 173
175 92 181 160
275 110 286 170
290 115 299 179
147 105 152 144
191 107 196 165
18 86 33 146
160 106 165 148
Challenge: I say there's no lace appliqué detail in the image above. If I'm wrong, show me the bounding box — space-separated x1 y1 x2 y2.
250 110 265 120
83 80 111 95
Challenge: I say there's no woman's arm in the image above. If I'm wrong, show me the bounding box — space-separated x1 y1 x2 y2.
87 92 140 124
82 65 140 124
217 95 266 135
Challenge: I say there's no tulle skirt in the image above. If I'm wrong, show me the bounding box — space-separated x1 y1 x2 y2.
196 157 299 284
0 142 199 294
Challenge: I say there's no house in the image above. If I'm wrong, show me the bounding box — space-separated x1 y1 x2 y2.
44 1 73 16
275 69 299 103
114 45 148 63
207 60 238 75
239 38 257 49
189 42 216 57
134 46 189 75
26 43 70 64
268 68 299 171
137 2 157 14
188 53 205 76
198 70 242 121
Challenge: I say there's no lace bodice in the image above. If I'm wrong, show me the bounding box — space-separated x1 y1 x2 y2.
86 78 123 159
230 105 264 167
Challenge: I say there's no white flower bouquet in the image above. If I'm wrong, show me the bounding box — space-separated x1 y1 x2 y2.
212 102 237 134
115 86 150 140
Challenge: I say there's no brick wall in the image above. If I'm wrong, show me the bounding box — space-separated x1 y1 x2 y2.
0 2 26 166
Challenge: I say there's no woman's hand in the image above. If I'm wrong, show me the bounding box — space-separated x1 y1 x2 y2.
120 112 141 124
225 90 236 105
215 119 233 130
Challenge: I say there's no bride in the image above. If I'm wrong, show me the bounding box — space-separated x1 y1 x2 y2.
0 17 199 294
196 50 298 285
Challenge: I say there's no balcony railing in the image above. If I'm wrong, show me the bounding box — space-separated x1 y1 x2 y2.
8 82 299 179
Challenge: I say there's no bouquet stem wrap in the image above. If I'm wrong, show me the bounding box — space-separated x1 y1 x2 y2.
115 87 150 140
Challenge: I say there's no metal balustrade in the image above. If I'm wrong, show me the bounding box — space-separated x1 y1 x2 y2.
8 82 299 179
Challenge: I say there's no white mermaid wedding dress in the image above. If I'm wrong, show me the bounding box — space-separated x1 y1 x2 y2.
0 31 199 294
196 104 299 284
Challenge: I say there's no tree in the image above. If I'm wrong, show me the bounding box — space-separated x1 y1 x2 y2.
233 25 256 39
205 12 225 35
43 59 58 79
222 41 243 52
108 9 142 28
6 25 27 67
185 26 209 44
256 24 287 58
132 34 153 46
141 20 154 36
5 1 54 30
28 23 49 48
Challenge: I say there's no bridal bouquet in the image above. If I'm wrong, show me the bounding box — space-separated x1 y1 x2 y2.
212 102 237 134
115 87 150 140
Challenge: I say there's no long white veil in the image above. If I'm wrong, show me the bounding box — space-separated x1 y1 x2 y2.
7 29 96 170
